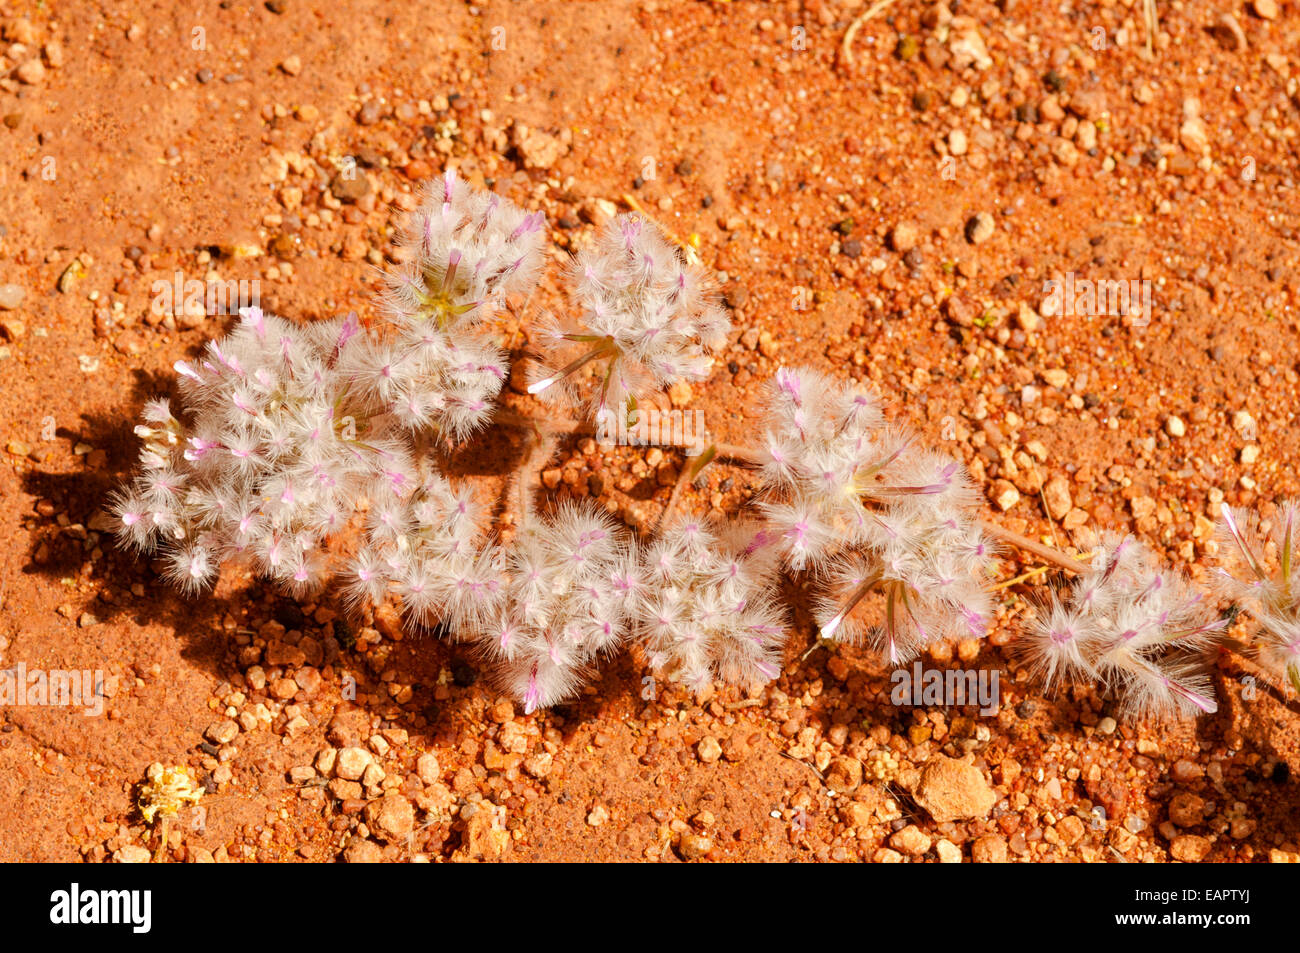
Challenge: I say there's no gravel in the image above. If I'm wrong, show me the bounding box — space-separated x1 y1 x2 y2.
965 212 995 245
889 825 932 856
335 746 373 781
913 755 997 822
0 284 25 310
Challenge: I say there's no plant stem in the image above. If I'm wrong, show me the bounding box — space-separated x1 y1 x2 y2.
492 407 1092 575
656 463 694 532
978 522 1091 575
513 430 555 530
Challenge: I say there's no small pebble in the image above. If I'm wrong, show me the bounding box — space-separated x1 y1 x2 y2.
889 825 931 856
15 58 45 85
965 212 995 245
891 222 918 253
0 284 25 310
204 719 239 745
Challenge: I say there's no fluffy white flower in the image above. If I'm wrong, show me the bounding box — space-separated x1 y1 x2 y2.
113 308 417 594
1020 533 1224 720
634 520 787 692
382 167 545 329
756 365 994 660
1213 501 1300 692
344 473 501 632
466 503 638 713
816 514 993 664
528 214 730 424
113 173 548 596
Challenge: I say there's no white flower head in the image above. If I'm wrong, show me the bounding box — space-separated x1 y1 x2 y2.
1021 533 1224 720
634 519 787 692
757 365 994 661
1213 500 1300 692
528 214 730 425
466 503 638 714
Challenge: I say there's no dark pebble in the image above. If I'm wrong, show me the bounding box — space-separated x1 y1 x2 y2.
276 604 305 629
841 239 862 259
452 662 478 687
196 69 213 84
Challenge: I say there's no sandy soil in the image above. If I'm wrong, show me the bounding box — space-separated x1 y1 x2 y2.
1 0 1298 862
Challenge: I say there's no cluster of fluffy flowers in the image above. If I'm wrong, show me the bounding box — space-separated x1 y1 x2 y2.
346 473 651 714
112 168 1274 724
755 366 994 664
111 309 420 595
1020 533 1224 720
1214 501 1300 693
454 510 790 710
112 172 548 593
110 171 753 715
464 504 640 713
636 519 787 693
344 471 500 632
374 167 545 439
529 214 731 424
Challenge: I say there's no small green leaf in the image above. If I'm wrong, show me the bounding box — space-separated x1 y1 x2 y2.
688 444 718 481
